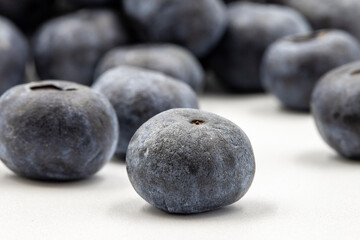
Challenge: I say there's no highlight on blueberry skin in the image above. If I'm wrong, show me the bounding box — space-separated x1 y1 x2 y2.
262 30 360 111
92 66 199 160
208 2 310 92
95 44 205 93
311 61 360 159
126 108 255 214
0 16 29 95
122 0 227 58
0 80 118 181
33 9 128 86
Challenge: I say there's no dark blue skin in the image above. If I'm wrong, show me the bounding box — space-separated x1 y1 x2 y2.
0 0 55 34
0 16 29 95
262 30 360 111
224 0 285 3
55 0 116 12
283 0 360 42
127 108 256 214
208 2 310 92
0 80 118 181
33 9 128 86
122 0 227 58
92 66 199 160
95 44 205 93
312 61 360 159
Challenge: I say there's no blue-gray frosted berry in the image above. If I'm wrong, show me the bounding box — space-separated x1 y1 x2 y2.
33 9 128 86
95 44 204 93
122 0 227 57
0 80 118 181
92 66 199 160
312 61 360 159
284 0 360 42
0 16 28 95
208 2 310 92
262 30 360 111
127 108 255 214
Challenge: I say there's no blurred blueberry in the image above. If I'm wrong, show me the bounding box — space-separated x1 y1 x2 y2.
262 30 360 111
312 61 360 159
208 2 310 92
92 66 199 160
0 80 118 181
127 108 255 214
0 16 28 95
122 0 227 57
95 43 204 93
284 0 360 42
33 9 128 86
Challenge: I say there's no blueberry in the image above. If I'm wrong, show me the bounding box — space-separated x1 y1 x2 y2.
33 9 128 86
92 66 199 160
208 2 310 92
0 16 28 95
311 61 360 159
0 81 118 181
95 44 205 93
122 0 227 57
127 108 255 214
262 30 360 111
284 0 360 42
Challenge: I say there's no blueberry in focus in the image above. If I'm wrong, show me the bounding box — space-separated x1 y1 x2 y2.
0 81 118 181
92 66 199 160
33 9 128 86
127 108 255 214
284 0 360 42
208 2 310 92
122 0 227 57
312 61 360 159
262 30 360 111
0 16 29 95
95 43 205 93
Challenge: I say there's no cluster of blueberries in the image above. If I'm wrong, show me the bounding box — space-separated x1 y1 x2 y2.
0 0 359 214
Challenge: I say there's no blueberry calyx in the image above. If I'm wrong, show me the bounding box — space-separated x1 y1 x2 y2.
191 120 204 125
351 69 360 76
30 83 77 91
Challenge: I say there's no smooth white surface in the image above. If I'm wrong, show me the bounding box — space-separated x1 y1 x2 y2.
1 94 360 240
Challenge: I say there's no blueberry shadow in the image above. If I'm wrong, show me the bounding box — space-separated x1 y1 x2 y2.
297 150 360 169
109 198 276 222
1 172 105 189
111 157 126 166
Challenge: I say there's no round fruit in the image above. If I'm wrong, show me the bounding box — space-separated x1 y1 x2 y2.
92 66 199 160
0 80 118 181
127 108 255 214
312 61 360 159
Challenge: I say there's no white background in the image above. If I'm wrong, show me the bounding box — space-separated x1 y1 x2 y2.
1 95 360 240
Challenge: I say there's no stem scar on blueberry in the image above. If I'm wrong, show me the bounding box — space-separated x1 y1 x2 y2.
191 120 204 125
30 84 77 91
351 69 360 76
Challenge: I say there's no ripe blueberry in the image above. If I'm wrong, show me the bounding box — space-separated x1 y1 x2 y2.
127 108 255 214
0 81 118 181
